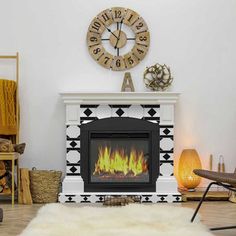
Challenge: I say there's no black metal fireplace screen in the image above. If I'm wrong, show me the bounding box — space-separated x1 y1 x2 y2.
80 117 159 192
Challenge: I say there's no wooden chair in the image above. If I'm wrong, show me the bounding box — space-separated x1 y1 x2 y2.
191 169 236 231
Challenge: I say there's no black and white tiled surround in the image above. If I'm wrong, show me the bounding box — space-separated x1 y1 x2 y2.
59 92 181 203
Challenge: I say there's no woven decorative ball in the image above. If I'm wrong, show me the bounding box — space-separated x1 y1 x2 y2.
143 63 173 91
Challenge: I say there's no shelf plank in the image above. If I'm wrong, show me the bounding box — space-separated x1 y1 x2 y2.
0 152 19 160
180 189 229 202
0 55 17 59
0 193 11 196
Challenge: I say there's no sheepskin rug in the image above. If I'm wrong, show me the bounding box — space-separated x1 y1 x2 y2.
20 203 213 236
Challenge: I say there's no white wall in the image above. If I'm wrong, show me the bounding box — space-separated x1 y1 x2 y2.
1 0 236 184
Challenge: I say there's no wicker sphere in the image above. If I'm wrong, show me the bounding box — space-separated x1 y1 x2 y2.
143 63 173 91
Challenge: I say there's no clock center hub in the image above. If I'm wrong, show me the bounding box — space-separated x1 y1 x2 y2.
109 30 127 49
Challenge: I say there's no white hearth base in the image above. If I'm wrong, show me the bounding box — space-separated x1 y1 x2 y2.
59 176 181 203
59 193 181 203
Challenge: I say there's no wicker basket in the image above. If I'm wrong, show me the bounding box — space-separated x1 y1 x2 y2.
29 170 62 203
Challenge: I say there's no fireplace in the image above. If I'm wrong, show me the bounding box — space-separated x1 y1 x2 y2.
81 117 159 192
59 92 181 203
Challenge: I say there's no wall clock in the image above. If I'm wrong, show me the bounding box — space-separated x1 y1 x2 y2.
87 7 150 71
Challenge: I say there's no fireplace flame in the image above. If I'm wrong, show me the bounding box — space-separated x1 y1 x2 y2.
93 146 148 176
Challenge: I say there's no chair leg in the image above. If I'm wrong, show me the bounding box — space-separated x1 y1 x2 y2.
191 182 217 222
0 208 3 222
210 225 236 231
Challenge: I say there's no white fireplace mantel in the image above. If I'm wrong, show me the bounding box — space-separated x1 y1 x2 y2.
60 92 180 105
60 92 180 126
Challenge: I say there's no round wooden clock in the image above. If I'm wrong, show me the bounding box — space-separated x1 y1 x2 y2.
87 7 150 71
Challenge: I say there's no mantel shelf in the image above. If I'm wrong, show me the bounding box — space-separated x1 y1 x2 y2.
60 92 180 105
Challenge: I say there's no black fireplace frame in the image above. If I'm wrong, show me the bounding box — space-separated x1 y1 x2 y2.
80 117 159 192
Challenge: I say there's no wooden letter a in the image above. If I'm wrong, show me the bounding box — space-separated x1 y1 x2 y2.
121 72 135 92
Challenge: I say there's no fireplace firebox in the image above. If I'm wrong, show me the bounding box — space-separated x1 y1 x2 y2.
81 117 159 192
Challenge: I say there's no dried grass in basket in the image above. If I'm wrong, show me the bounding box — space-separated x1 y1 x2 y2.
29 169 62 203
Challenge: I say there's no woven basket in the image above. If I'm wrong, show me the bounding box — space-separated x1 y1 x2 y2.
29 170 62 203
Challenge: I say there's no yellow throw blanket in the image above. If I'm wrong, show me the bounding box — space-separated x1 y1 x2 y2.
0 79 17 135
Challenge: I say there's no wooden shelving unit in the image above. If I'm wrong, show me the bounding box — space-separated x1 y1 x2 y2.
0 53 20 205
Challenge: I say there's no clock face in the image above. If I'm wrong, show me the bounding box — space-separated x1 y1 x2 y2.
87 7 150 71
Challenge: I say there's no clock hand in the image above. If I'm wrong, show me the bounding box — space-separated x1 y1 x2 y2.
99 21 119 40
106 27 119 40
114 19 123 49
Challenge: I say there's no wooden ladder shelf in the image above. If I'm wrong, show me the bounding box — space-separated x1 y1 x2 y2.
0 53 20 205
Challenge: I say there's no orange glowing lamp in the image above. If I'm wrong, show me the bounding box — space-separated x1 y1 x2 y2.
178 149 202 191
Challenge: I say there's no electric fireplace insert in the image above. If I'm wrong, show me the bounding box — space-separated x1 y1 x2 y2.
80 117 159 192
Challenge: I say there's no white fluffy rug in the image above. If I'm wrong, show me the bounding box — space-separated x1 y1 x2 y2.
20 204 213 236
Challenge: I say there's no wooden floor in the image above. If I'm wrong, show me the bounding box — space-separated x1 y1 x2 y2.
0 201 235 236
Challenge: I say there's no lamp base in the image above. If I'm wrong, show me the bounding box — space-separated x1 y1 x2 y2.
178 187 196 192
187 188 196 192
